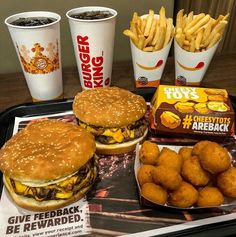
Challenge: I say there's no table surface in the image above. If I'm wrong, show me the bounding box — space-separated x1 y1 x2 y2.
0 53 236 113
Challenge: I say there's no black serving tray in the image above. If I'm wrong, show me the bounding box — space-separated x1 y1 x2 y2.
0 90 236 237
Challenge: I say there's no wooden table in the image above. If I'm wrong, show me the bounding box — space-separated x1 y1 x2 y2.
0 54 236 113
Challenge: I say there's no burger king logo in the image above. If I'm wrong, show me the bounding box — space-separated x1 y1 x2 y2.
177 61 205 71
136 59 163 70
77 35 105 89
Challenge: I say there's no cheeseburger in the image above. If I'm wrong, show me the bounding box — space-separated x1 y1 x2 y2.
0 120 98 211
73 87 148 154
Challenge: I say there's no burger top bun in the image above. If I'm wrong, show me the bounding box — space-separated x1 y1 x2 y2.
73 87 147 127
0 120 96 183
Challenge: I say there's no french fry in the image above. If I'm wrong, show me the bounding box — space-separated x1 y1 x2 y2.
186 14 211 35
144 19 157 47
137 35 146 50
202 18 213 43
184 13 205 32
141 18 147 33
144 9 154 36
176 9 184 30
204 20 227 47
175 33 184 48
189 37 195 52
185 11 193 28
207 32 221 49
159 6 167 28
123 29 138 43
163 18 173 47
195 28 204 50
151 21 160 46
154 26 166 50
143 46 154 52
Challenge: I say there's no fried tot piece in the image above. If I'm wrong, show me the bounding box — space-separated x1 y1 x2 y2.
157 147 183 173
152 165 182 191
141 183 168 205
139 141 160 165
169 182 198 208
217 167 236 198
199 142 231 174
192 140 212 156
178 147 193 161
182 156 210 186
197 187 224 207
137 165 155 186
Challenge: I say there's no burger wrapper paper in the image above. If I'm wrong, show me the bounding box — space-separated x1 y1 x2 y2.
0 187 91 237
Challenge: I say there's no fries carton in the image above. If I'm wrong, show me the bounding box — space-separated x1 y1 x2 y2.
174 39 220 86
131 37 172 88
150 85 235 137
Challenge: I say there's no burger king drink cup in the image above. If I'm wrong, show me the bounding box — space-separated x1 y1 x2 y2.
174 39 220 86
5 11 63 101
66 6 117 90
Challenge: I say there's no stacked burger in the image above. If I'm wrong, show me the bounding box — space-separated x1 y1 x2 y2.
73 87 148 155
0 120 98 211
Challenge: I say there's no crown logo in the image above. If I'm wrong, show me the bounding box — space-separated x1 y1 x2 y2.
16 40 60 74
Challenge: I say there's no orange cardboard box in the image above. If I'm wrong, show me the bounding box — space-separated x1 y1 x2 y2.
150 85 235 137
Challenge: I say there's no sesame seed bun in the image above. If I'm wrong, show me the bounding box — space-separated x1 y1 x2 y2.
0 120 98 211
0 120 96 183
73 87 147 128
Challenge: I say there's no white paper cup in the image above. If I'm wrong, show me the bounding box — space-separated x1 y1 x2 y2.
174 39 220 86
5 11 63 101
66 6 117 90
130 14 173 88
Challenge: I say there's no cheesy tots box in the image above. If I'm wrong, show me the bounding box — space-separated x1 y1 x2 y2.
150 85 235 137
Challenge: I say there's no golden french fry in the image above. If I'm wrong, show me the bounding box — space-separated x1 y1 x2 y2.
207 32 221 49
144 19 157 47
141 18 147 33
204 20 227 47
183 45 190 51
184 13 205 32
130 21 138 36
151 20 160 45
132 12 139 23
175 33 184 48
182 14 187 30
163 18 173 47
213 14 224 28
222 13 230 21
154 26 166 50
137 35 146 49
185 11 193 28
159 6 166 28
123 29 139 45
186 14 211 35
144 9 154 36
183 39 190 46
202 18 214 43
143 46 154 52
176 9 184 30
189 37 195 52
195 28 204 50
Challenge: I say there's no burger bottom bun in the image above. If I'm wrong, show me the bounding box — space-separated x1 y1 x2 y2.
3 175 93 212
96 129 148 155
